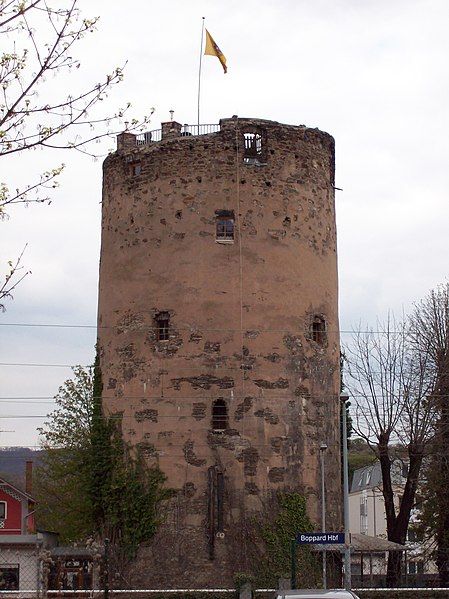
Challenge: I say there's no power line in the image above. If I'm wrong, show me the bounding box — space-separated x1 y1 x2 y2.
1 404 436 418
0 441 342 450
0 360 413 374
0 322 97 329
0 362 74 368
0 321 407 335
0 400 57 404
1 392 448 402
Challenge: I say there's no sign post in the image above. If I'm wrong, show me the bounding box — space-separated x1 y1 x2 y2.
292 532 345 590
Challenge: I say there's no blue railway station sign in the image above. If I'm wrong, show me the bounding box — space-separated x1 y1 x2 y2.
296 532 345 545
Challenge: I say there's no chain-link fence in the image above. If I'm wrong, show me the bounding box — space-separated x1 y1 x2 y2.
350 549 439 589
0 540 43 598
0 539 102 598
0 538 447 597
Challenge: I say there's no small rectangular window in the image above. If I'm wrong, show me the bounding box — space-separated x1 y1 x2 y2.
0 501 6 519
408 529 418 542
312 316 326 345
215 210 235 243
216 218 234 241
212 399 228 431
130 162 141 176
155 312 170 341
243 132 263 164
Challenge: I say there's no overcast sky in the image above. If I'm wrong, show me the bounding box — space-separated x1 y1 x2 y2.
1 0 449 447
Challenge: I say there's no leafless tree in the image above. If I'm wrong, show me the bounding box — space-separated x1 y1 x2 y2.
345 315 437 587
0 0 152 308
409 283 449 587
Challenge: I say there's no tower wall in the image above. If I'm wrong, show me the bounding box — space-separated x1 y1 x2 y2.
98 117 341 586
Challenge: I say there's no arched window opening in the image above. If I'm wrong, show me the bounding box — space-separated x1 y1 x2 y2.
312 316 326 345
243 132 263 164
212 399 228 431
155 311 170 341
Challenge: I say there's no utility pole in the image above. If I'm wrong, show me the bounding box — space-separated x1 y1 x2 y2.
341 393 351 590
320 443 328 589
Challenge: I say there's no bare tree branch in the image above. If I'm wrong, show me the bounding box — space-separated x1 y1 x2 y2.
0 0 153 309
0 245 31 311
0 0 152 213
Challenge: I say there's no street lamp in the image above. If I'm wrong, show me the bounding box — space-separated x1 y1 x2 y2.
320 442 328 590
341 393 351 590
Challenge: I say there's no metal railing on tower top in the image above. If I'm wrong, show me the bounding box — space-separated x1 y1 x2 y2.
136 123 220 146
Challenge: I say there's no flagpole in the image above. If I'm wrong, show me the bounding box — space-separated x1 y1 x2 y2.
197 17 205 128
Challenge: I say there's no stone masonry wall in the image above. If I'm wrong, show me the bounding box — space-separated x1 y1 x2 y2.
97 117 341 587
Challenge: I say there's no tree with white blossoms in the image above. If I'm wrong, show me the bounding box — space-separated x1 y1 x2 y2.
0 0 152 309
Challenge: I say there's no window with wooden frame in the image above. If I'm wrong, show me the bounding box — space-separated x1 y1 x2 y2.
212 399 228 431
311 315 326 345
215 210 235 243
0 501 6 519
155 311 170 341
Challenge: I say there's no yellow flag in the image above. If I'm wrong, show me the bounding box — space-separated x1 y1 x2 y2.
204 29 227 74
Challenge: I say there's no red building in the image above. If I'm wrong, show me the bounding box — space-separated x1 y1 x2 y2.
0 461 36 535
0 462 39 591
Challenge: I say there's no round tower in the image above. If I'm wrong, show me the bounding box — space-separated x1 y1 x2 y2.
98 117 341 586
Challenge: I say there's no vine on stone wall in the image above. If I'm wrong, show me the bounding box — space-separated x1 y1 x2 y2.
256 492 320 587
37 351 170 575
89 353 172 566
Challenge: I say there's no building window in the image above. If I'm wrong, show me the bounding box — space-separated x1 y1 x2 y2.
360 491 368 534
311 315 326 345
407 528 421 542
215 210 235 243
155 312 170 341
407 561 423 575
129 162 141 176
0 501 6 519
0 565 19 590
212 399 228 431
243 132 263 164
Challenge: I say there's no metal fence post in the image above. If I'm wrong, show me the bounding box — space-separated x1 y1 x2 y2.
104 538 110 599
341 393 352 590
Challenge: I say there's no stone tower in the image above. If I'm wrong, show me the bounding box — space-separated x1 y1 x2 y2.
97 117 341 587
